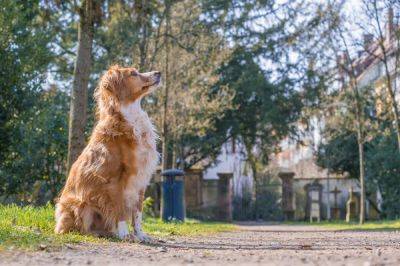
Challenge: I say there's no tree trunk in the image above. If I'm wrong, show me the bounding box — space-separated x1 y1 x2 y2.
340 27 366 224
357 120 366 224
336 14 369 224
67 0 95 171
353 78 366 224
171 141 177 169
245 143 258 219
252 163 258 220
161 1 171 171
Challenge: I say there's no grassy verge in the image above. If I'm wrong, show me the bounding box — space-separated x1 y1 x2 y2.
0 204 236 251
286 220 400 231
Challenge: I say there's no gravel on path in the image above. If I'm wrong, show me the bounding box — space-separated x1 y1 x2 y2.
1 223 400 266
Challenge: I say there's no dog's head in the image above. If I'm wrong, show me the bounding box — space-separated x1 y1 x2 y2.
95 65 161 116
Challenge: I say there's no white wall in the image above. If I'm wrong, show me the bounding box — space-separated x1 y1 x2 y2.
203 140 253 197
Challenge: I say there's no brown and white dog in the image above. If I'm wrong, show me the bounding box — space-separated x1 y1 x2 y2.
55 65 161 242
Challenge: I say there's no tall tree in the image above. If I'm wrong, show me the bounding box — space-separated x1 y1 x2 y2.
67 0 102 170
161 0 172 170
327 24 368 224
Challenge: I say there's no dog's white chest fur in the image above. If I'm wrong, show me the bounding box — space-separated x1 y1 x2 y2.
121 101 159 205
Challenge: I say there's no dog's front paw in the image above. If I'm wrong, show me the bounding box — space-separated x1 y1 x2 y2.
118 231 130 241
117 221 130 240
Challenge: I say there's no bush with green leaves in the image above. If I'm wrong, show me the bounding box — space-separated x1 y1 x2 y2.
0 88 69 204
0 0 65 204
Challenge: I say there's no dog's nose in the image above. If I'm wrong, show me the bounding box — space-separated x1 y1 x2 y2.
154 71 161 77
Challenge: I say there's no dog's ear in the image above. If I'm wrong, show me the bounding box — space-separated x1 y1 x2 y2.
95 65 122 116
98 65 122 94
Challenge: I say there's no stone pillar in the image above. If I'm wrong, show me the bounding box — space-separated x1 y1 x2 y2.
184 168 203 209
346 187 359 222
217 173 233 221
279 171 295 221
304 180 323 222
330 186 342 220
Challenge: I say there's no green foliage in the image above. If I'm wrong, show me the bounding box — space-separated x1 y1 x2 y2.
215 46 302 164
142 197 156 218
94 0 162 69
0 89 69 203
0 0 54 163
314 85 400 218
366 134 400 219
317 129 400 219
317 129 359 179
0 0 65 203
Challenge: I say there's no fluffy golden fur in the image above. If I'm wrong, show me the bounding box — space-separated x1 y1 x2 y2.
55 65 161 241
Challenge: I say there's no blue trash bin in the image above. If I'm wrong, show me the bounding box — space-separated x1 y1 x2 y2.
161 169 185 221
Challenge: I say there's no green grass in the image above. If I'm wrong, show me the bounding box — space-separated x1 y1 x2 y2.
286 220 400 231
0 204 236 251
143 217 235 237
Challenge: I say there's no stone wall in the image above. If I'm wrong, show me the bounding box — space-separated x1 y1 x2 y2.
293 178 361 220
184 169 203 209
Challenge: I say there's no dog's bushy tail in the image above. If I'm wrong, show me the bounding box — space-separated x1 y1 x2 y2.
55 198 100 235
54 198 82 234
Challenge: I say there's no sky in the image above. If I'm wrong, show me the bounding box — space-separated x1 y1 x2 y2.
346 0 362 12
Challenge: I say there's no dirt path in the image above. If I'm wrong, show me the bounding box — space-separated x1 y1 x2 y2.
2 223 400 266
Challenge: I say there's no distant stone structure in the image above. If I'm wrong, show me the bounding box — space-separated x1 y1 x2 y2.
279 171 295 221
330 187 342 220
305 181 322 222
184 168 203 209
346 187 360 222
216 173 233 221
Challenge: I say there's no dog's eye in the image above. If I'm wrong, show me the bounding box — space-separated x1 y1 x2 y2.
131 71 138 77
